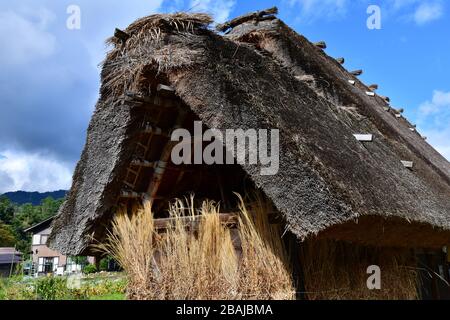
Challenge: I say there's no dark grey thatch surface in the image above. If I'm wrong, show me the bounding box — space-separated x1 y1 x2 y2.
49 12 450 255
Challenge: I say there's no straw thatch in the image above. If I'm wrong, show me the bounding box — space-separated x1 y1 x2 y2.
48 10 450 255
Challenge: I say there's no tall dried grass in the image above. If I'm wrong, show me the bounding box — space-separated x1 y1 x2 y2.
298 239 419 300
95 195 295 300
94 201 156 298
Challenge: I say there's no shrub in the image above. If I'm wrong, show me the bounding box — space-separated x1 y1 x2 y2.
83 264 97 274
99 256 112 271
35 276 68 300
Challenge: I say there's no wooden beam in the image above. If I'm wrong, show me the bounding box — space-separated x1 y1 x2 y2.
368 84 378 91
216 6 278 32
142 124 171 137
379 95 390 102
350 69 363 76
335 57 345 65
123 91 178 109
130 159 159 168
314 41 327 49
157 84 175 97
145 109 188 200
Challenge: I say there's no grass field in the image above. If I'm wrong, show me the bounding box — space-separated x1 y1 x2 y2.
0 272 127 300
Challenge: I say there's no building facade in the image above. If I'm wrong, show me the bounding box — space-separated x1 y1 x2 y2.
25 217 93 276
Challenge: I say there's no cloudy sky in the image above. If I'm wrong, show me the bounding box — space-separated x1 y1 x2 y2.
0 0 449 193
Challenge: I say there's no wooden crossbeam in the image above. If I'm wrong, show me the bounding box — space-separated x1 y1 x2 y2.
368 84 378 91
131 159 159 168
336 57 345 64
153 212 282 230
120 190 144 199
154 213 237 230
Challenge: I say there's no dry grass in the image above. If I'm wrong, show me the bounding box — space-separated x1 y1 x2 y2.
298 239 419 300
95 195 295 300
236 194 294 299
93 201 156 299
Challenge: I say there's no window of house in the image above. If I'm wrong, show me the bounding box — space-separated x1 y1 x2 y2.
32 234 41 245
38 257 58 273
40 235 48 245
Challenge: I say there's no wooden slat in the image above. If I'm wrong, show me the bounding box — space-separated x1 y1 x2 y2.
401 160 414 168
353 134 373 142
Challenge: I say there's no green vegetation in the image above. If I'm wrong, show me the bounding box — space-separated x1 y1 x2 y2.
0 273 126 300
0 195 63 255
82 264 97 274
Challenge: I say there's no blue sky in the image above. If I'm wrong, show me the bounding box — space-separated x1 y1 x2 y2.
0 0 449 193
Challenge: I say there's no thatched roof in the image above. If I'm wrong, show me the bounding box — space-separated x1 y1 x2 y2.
48 10 450 255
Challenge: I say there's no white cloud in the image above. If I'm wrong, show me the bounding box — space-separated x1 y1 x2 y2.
391 0 421 10
0 9 56 65
417 90 450 161
420 128 450 161
413 2 443 24
0 150 72 193
287 0 349 22
419 90 450 115
387 0 444 25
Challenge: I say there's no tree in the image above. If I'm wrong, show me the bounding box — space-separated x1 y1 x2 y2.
0 222 15 247
0 196 15 225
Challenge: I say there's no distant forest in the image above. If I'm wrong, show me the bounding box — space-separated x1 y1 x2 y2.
0 191 66 256
1 190 67 206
